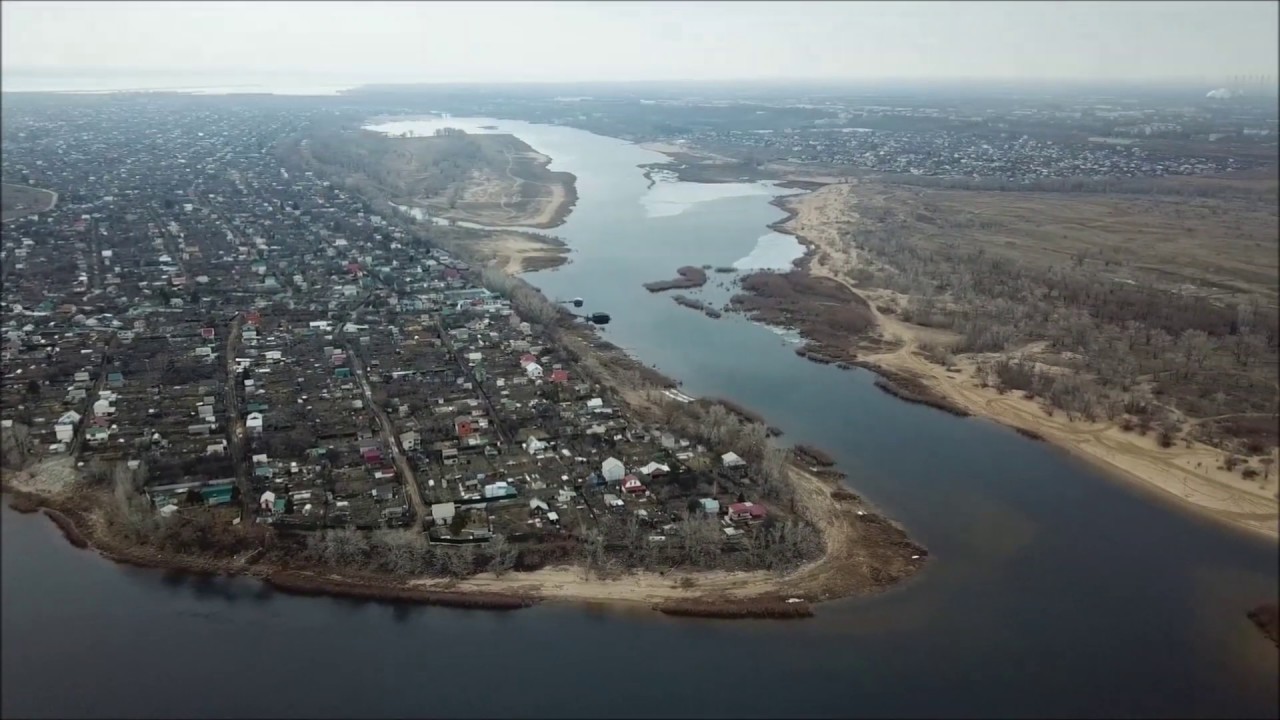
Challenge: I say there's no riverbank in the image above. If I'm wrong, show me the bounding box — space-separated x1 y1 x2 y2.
469 231 570 275
2 259 927 617
752 182 1279 541
4 443 924 617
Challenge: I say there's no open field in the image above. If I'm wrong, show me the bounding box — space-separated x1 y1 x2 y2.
307 130 576 229
738 179 1280 539
1 183 57 222
468 231 570 275
879 186 1278 305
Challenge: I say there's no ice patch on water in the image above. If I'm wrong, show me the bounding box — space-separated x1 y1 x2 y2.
732 232 805 271
640 180 776 218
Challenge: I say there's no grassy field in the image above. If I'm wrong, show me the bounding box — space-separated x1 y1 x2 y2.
878 186 1279 306
1 183 57 222
308 130 576 229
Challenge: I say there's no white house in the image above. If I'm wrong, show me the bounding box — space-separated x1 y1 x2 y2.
259 490 276 512
601 456 626 482
721 451 747 469
524 362 543 380
92 398 115 418
246 412 264 435
400 431 420 452
525 436 548 455
638 461 670 477
54 410 81 443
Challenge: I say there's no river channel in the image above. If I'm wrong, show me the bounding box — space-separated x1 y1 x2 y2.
2 117 1276 719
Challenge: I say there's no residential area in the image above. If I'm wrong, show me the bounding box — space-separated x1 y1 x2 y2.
1 94 809 577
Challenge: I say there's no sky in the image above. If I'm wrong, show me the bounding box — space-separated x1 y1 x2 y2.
2 1 1277 87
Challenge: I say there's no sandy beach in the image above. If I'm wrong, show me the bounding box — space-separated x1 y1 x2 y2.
473 232 570 274
778 183 1279 540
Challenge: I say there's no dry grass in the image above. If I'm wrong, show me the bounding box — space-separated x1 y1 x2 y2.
865 184 1280 306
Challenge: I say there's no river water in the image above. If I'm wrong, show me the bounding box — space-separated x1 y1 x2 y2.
3 118 1277 719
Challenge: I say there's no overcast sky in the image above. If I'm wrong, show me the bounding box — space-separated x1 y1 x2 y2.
2 1 1277 85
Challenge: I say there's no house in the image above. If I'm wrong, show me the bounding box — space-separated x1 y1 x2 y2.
85 427 110 446
524 362 543 380
53 411 81 443
699 498 720 516
524 435 548 455
638 461 670 478
549 369 569 384
727 501 768 523
602 493 625 508
455 416 475 438
92 398 115 418
106 372 124 388
206 440 228 456
259 490 276 512
483 481 516 500
620 475 646 494
201 327 215 340
246 412 264 435
601 457 626 482
431 502 457 526
400 431 420 452
721 452 747 474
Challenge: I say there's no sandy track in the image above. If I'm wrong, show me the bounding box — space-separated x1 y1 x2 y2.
409 466 917 605
780 184 1279 540
432 150 572 229
469 232 569 275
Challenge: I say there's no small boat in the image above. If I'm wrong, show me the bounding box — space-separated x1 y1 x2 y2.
571 297 584 308
588 312 611 325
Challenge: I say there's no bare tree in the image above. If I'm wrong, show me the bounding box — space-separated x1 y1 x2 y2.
677 515 721 568
487 534 517 577
737 423 769 463
371 529 429 574
0 422 32 470
440 545 477 578
582 529 607 580
322 528 370 568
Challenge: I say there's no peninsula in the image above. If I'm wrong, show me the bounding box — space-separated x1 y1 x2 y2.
1 101 925 619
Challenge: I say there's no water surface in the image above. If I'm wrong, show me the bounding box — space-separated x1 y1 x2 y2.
4 117 1277 719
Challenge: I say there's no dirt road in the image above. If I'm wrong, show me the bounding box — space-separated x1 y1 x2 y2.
347 349 429 524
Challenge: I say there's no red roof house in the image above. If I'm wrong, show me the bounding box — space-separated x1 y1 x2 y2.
621 475 646 494
455 416 474 438
727 502 768 523
550 369 569 384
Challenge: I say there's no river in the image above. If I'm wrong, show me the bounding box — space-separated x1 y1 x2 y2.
3 117 1277 719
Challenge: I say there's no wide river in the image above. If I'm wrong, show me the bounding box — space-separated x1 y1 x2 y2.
3 118 1277 719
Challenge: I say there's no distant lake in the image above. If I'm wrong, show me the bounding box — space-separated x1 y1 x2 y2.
4 116 1277 719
